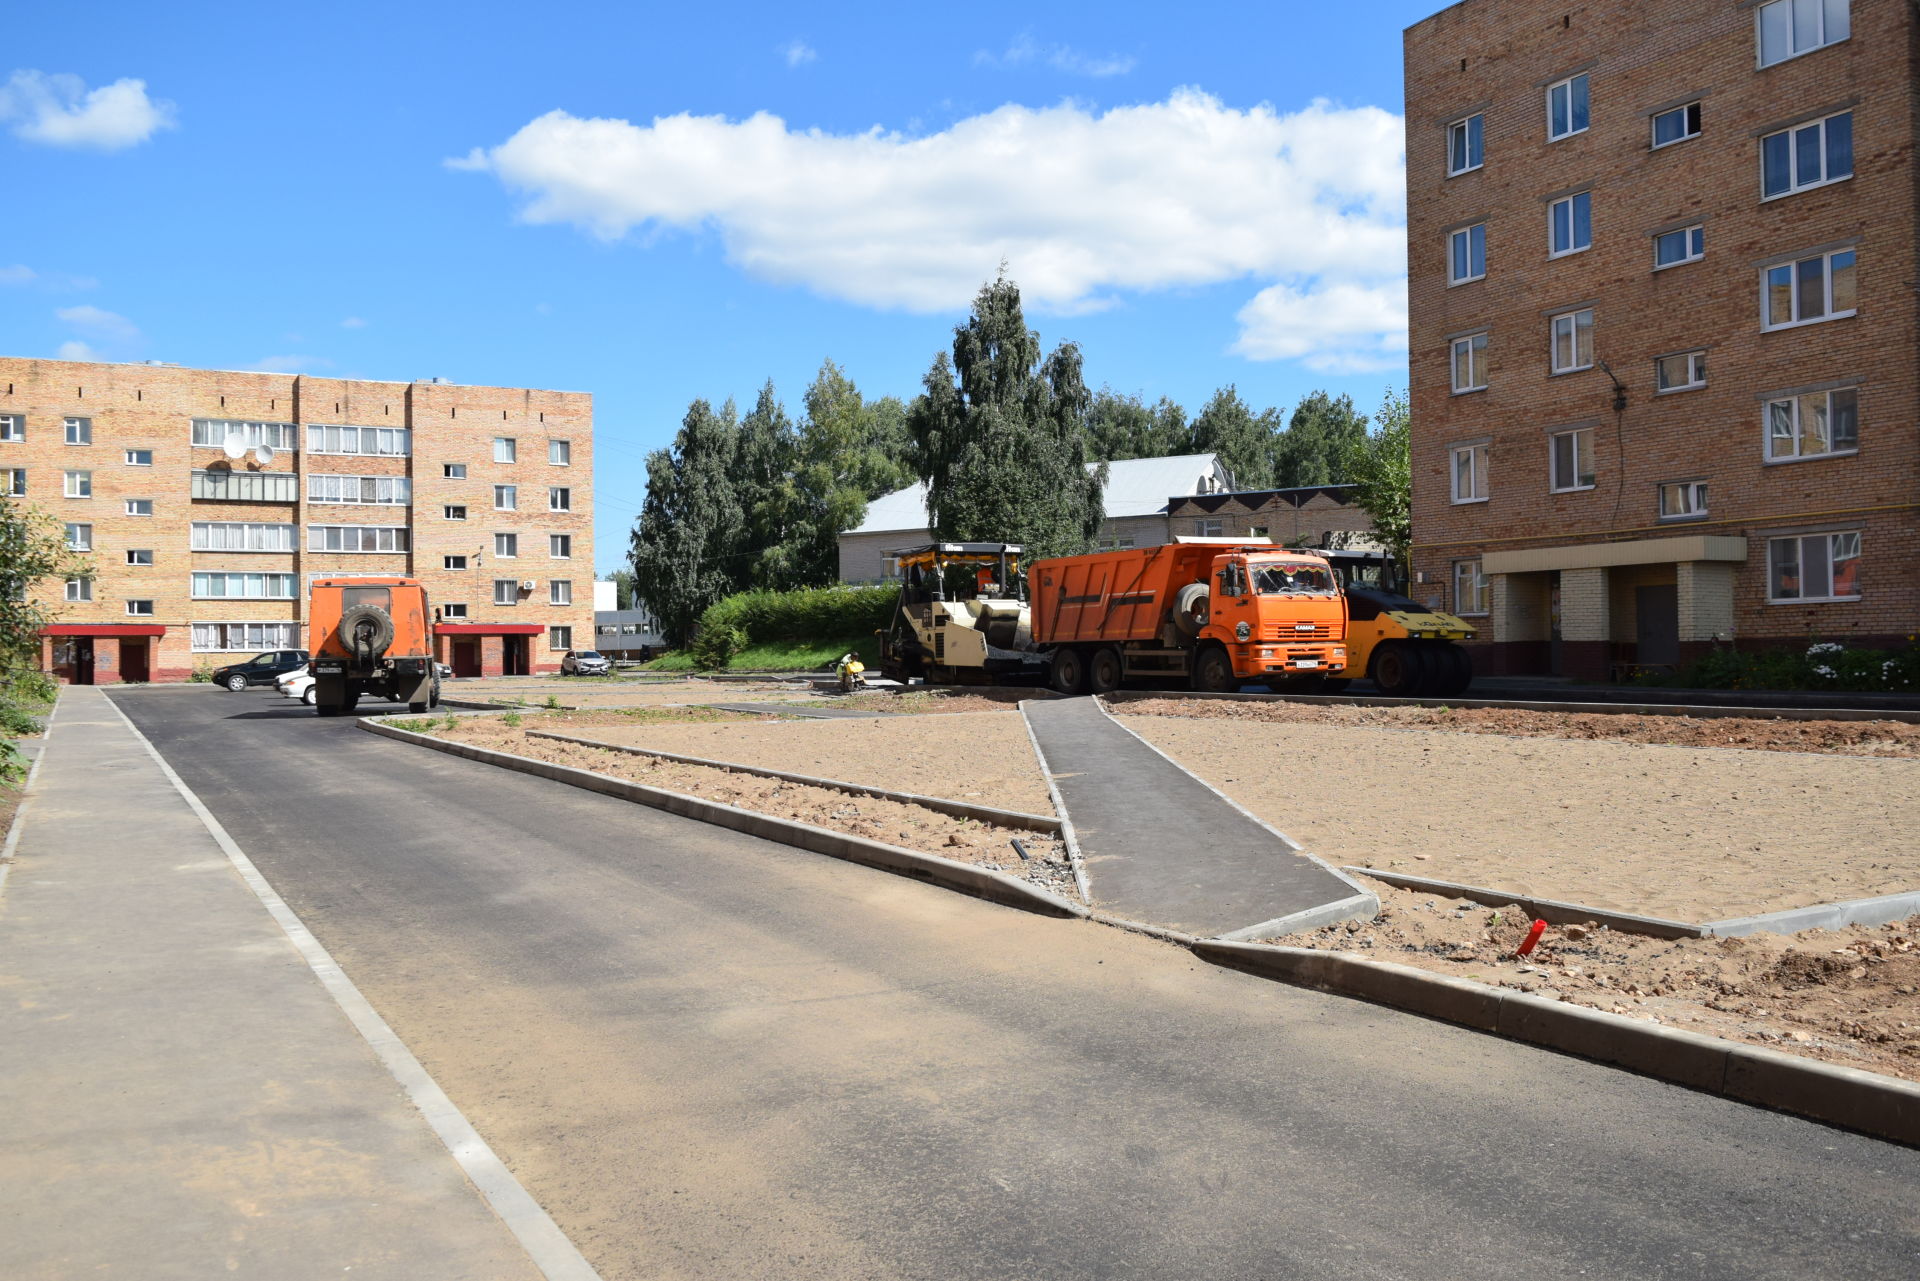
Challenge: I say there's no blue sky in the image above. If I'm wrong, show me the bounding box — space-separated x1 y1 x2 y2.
2 1 1440 574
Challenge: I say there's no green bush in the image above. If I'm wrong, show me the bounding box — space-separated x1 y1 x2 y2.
1672 638 1919 692
689 622 748 670
0 700 37 737
189 665 215 683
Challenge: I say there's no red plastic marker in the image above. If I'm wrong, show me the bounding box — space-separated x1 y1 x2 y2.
1514 919 1548 958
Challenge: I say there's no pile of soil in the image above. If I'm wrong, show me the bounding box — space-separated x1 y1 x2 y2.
1114 697 1920 758
411 712 1080 899
1280 882 1920 1082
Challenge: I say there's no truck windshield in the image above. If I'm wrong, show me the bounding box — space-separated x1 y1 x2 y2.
1251 564 1334 595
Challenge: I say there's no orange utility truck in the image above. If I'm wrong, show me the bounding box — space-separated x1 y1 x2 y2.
1029 538 1347 694
308 576 439 716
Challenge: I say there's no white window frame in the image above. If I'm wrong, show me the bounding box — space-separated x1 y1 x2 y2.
306 424 412 457
550 580 572 606
125 499 153 517
1658 481 1709 521
1650 102 1702 150
1549 309 1594 374
0 467 23 496
1196 519 1224 537
493 484 517 511
307 473 411 506
443 463 466 479
444 555 468 570
1760 111 1853 201
1549 427 1597 493
190 419 298 451
1654 225 1705 270
493 579 520 606
0 414 21 442
1453 560 1490 617
550 534 572 559
191 521 295 552
1761 248 1856 331
494 532 519 559
1450 333 1488 394
65 577 92 602
443 504 467 521
1451 443 1489 504
64 522 92 551
64 416 92 445
63 469 91 498
1654 351 1707 393
1768 530 1860 603
190 622 300 652
1547 192 1591 258
1546 73 1589 142
125 599 154 617
126 548 153 566
191 571 298 600
441 602 469 620
549 626 572 651
548 439 571 466
1446 113 1484 176
548 487 571 512
124 448 153 466
492 437 517 463
1764 388 1858 462
1448 224 1486 285
307 524 410 553
1757 0 1850 70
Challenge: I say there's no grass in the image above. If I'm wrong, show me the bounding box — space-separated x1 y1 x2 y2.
644 634 878 674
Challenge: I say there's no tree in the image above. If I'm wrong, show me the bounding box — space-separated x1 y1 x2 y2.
628 398 744 646
1277 390 1370 489
0 495 87 681
1189 385 1274 491
1343 388 1412 563
735 380 800 590
1084 389 1189 461
604 570 637 610
906 273 1105 560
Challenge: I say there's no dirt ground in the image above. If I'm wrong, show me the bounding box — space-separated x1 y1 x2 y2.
405 710 1078 898
1118 712 1920 922
455 677 807 711
1279 882 1920 1083
551 710 1056 816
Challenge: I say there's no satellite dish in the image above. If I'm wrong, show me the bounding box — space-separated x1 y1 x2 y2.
254 444 276 466
222 432 246 460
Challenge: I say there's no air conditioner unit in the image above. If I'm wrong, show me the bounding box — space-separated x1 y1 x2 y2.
519 579 537 591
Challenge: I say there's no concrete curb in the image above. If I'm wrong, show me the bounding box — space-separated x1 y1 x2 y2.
1193 939 1920 1148
1704 890 1920 937
523 728 1063 834
1016 700 1094 904
1345 867 1707 939
360 718 1086 920
1100 687 1920 725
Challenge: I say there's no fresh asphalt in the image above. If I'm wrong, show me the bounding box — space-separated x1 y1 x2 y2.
113 685 1920 1281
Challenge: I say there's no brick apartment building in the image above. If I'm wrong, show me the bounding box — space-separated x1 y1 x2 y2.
0 357 594 682
1404 0 1918 680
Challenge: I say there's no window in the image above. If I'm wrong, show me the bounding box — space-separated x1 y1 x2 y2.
1451 334 1488 393
1770 530 1860 601
1197 519 1224 537
443 462 467 479
1549 427 1596 492
1766 388 1858 461
0 414 20 442
548 487 571 512
192 572 298 599
126 548 153 566
308 525 409 553
1651 102 1702 148
64 522 91 551
1550 309 1594 373
1447 114 1484 175
1758 0 1849 68
65 577 91 602
550 534 572 559
493 484 517 510
549 439 571 466
1448 224 1486 284
550 580 573 606
192 622 299 652
1654 225 1705 269
124 448 153 466
493 437 516 463
444 504 467 521
549 626 572 651
307 474 411 505
190 469 298 502
442 602 469 620
494 532 519 559
444 555 468 570
0 467 22 496
306 424 411 457
125 499 153 517
65 417 92 445
1548 192 1591 257
494 579 520 606
1659 481 1708 521
191 521 295 551
1547 73 1589 141
1451 443 1489 503
1761 112 1852 199
1454 560 1490 616
1655 351 1707 393
64 470 91 498
126 599 154 616
1763 249 1856 329
190 419 298 451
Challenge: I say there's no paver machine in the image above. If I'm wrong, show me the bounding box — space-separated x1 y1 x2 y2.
876 543 1045 686
1304 548 1476 697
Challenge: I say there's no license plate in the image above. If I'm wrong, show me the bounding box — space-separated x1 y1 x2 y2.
1293 659 1320 669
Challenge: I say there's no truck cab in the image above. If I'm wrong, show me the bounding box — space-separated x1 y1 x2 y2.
308 577 439 716
1201 550 1347 686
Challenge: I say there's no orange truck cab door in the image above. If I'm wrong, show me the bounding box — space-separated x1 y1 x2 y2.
1208 557 1259 675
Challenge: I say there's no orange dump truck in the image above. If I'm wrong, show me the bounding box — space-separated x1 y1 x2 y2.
308 576 439 716
1029 539 1347 694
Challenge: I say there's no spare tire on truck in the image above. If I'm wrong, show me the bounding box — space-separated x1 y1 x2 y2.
337 603 395 664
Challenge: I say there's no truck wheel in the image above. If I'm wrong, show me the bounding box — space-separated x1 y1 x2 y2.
1049 647 1087 695
1434 644 1474 697
1369 642 1430 697
1191 646 1239 694
225 674 249 692
1087 647 1124 695
408 701 428 713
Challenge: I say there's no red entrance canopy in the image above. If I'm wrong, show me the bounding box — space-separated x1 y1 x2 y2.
41 624 167 637
436 623 546 635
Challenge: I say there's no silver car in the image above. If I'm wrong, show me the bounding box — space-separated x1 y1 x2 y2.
560 649 612 676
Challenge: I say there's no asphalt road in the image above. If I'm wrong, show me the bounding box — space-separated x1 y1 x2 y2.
116 686 1920 1281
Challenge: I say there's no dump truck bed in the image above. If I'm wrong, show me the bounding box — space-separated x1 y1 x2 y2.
1031 545 1217 646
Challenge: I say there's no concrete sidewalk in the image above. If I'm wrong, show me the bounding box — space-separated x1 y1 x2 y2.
0 688 552 1280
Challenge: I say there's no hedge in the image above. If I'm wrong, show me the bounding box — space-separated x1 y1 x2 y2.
690 585 898 669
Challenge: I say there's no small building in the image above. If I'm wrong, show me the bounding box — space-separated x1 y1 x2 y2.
594 607 666 659
1167 483 1377 548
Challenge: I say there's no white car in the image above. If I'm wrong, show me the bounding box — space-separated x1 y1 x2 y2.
280 674 318 705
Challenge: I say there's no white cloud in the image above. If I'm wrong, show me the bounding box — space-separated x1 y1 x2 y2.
0 264 34 285
975 35 1135 77
451 90 1406 367
56 340 103 361
1232 279 1409 374
782 40 817 68
340 316 367 328
250 355 332 373
4 265 98 291
0 70 176 150
56 304 139 340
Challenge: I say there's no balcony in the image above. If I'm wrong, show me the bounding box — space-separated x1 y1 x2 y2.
191 469 298 503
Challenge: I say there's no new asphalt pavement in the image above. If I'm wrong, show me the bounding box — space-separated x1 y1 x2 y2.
110 684 1920 1280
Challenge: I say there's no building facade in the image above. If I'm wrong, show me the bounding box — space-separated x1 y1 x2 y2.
1405 0 1918 679
1 357 594 682
1167 484 1378 548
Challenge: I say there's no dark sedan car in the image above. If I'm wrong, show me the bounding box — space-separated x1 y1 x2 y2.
211 649 311 692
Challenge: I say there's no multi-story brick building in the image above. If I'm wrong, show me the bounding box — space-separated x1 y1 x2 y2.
0 356 593 683
1404 0 1918 680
